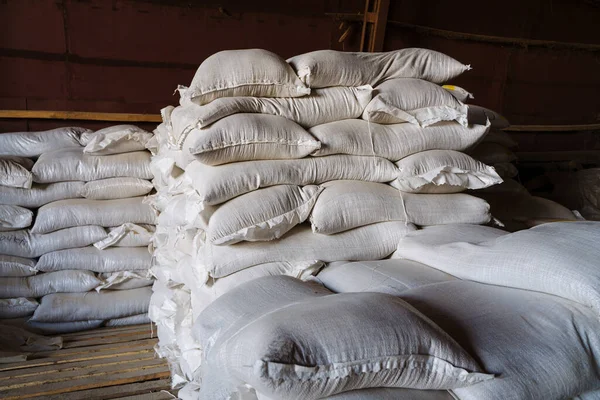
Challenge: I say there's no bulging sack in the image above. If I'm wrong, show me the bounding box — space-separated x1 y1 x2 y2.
182 114 321 165
310 181 491 234
391 150 502 193
0 298 39 319
186 155 398 205
30 286 152 322
32 148 152 183
208 185 322 245
287 48 470 87
0 205 33 232
32 197 157 234
0 255 37 277
203 221 416 278
182 49 310 105
0 270 101 299
172 86 372 131
362 78 469 127
81 125 153 155
0 225 107 258
0 182 84 208
309 119 489 161
0 127 88 157
443 84 474 102
78 177 154 200
0 158 32 189
37 246 152 273
468 105 510 128
468 142 517 165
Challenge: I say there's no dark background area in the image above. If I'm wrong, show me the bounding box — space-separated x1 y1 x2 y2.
1 0 599 151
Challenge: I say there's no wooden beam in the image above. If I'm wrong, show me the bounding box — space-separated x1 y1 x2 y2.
0 110 161 123
327 13 600 52
506 123 600 132
359 0 390 52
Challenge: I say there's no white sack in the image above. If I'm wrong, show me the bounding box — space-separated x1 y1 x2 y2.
187 155 397 205
482 129 517 148
492 162 518 179
467 105 510 128
193 261 324 312
400 281 600 400
78 177 154 200
0 156 34 170
477 194 577 232
0 270 101 298
208 185 321 245
468 142 516 164
391 150 502 193
362 78 468 127
203 222 416 278
82 125 153 155
0 255 37 277
30 286 152 322
26 320 104 334
182 49 310 105
0 298 38 319
310 181 491 234
0 226 107 258
97 270 153 291
0 182 84 208
0 158 32 188
32 148 152 183
0 127 87 157
94 223 154 249
393 224 508 250
318 259 456 295
105 313 150 326
182 114 321 165
442 84 474 102
287 48 470 87
309 119 489 161
173 86 372 131
155 191 214 230
32 197 157 234
396 221 600 314
0 205 33 232
37 246 151 273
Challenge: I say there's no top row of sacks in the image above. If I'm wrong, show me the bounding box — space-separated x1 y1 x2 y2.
178 48 470 105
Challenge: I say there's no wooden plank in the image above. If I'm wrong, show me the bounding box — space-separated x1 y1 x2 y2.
0 340 158 371
0 356 164 388
506 123 600 132
359 0 390 52
62 333 156 349
0 349 157 381
116 392 177 400
0 364 169 400
0 110 161 123
27 379 172 400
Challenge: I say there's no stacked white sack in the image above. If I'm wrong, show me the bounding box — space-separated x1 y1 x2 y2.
0 125 157 334
459 108 582 230
145 48 513 397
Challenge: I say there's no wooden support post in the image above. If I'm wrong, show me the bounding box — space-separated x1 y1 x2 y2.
359 0 390 52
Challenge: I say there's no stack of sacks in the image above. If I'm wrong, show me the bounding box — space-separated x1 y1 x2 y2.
146 48 513 396
0 125 157 334
459 110 581 230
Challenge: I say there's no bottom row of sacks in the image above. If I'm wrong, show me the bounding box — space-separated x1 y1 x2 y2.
178 222 600 400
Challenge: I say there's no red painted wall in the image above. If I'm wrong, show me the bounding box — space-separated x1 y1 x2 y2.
1 0 599 144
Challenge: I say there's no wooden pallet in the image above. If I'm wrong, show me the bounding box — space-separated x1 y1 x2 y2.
0 324 175 400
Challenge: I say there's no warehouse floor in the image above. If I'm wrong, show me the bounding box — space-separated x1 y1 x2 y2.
0 325 174 400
